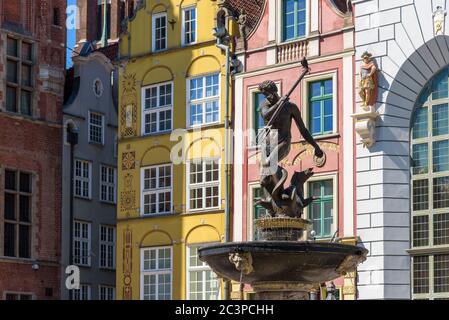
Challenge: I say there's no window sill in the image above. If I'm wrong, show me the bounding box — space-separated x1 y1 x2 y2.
304 132 340 142
100 200 117 206
141 131 172 138
0 256 34 263
186 122 224 131
88 141 105 147
99 267 116 272
74 196 92 201
407 246 449 256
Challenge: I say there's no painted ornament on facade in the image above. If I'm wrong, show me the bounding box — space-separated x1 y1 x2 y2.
123 228 133 300
120 173 136 215
434 6 447 36
122 151 136 170
121 73 138 137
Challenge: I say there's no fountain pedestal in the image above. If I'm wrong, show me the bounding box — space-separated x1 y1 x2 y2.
199 218 368 300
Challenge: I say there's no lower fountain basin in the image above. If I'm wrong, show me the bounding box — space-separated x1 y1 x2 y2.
198 241 368 285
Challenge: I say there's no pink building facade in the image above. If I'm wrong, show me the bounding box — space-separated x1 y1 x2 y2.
232 0 358 299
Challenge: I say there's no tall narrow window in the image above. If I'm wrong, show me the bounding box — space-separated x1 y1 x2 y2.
252 187 268 240
100 165 116 203
309 79 333 136
88 112 104 144
5 37 34 115
188 160 220 211
99 225 115 269
253 92 266 146
97 1 111 40
74 160 91 199
308 179 334 238
99 286 115 300
283 0 306 41
153 13 167 52
141 247 172 300
53 7 61 26
411 67 449 300
187 245 220 300
73 221 91 266
182 7 197 45
3 170 32 258
142 164 172 215
189 74 220 127
142 82 173 134
72 284 91 300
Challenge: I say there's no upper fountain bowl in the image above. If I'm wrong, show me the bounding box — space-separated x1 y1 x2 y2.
198 241 368 285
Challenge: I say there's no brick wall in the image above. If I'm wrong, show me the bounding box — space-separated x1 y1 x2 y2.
0 0 65 300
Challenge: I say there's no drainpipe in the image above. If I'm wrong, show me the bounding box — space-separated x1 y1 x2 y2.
216 41 231 300
67 125 78 299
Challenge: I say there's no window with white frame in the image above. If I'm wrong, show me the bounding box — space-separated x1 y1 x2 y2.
100 165 116 203
99 285 115 300
282 0 306 42
182 7 197 45
141 247 172 300
88 112 104 144
142 82 173 135
187 245 220 300
308 179 334 238
152 13 167 52
74 159 91 199
188 74 220 127
142 164 172 215
100 225 115 269
71 284 91 300
73 221 91 266
188 160 220 211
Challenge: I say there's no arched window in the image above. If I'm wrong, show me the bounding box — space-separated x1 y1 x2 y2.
411 67 449 300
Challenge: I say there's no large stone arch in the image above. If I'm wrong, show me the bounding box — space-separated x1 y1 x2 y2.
354 2 449 299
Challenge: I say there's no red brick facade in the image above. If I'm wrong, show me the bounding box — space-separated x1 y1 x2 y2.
0 0 66 300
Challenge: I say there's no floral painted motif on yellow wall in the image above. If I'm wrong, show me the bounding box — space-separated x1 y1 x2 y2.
120 73 138 138
122 227 133 300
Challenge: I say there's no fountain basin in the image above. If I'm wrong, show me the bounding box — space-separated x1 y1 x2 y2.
198 241 368 285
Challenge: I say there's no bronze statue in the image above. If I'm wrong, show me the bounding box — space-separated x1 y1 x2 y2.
256 59 324 218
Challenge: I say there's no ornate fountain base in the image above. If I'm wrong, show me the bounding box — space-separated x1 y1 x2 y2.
255 217 312 241
198 241 368 300
252 282 315 300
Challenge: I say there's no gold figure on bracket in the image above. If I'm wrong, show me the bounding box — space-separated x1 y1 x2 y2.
359 52 378 110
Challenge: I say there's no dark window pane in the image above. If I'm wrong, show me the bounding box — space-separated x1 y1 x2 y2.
21 90 32 115
5 294 18 300
6 86 17 112
5 170 16 190
4 223 16 257
19 195 31 222
22 42 32 61
413 256 429 294
434 213 449 246
19 294 32 300
434 177 449 209
4 193 16 220
19 225 31 258
20 172 31 193
7 60 18 83
22 64 32 87
413 215 429 247
7 37 18 57
434 254 449 293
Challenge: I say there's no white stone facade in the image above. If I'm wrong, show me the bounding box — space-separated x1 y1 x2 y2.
353 0 449 299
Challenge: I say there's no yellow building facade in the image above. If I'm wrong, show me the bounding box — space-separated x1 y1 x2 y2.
116 0 237 300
